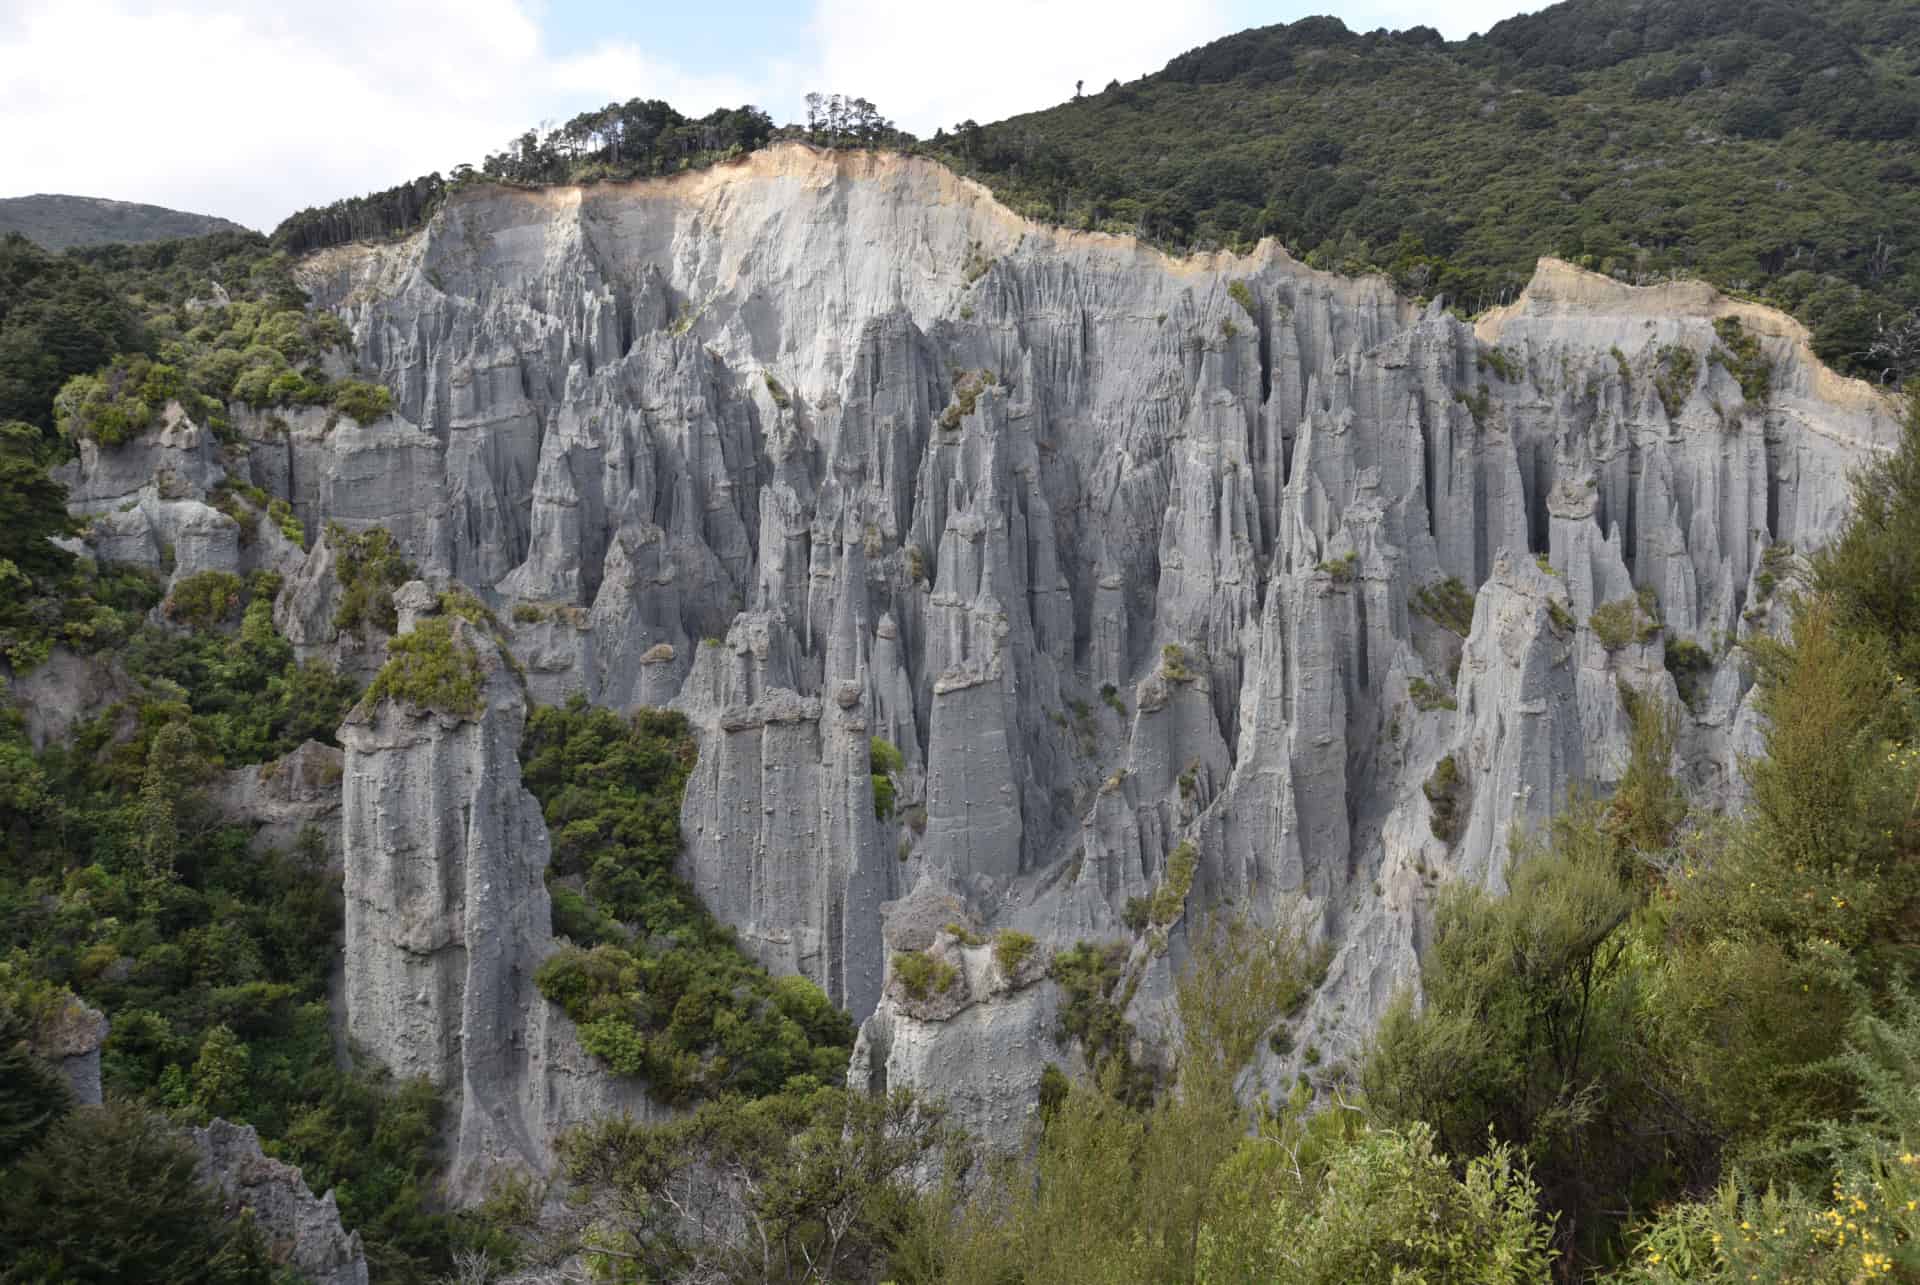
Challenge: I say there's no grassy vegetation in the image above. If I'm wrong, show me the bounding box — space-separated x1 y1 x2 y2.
993 930 1038 977
1147 840 1199 927
1589 595 1661 651
1653 344 1699 419
870 736 904 821
893 950 959 1002
1414 576 1477 636
1408 676 1457 712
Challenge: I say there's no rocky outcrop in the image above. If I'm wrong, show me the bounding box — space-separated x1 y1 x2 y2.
212 740 347 867
51 145 1893 1164
190 1118 369 1285
56 402 303 594
4 646 136 752
337 601 655 1199
30 993 108 1107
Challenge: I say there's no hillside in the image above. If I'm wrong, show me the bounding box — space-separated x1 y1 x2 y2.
931 0 1920 380
0 194 249 252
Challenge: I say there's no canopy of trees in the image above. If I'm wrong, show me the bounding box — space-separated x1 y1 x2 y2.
926 0 1920 381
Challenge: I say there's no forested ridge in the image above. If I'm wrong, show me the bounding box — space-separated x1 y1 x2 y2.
935 0 1920 381
0 196 248 254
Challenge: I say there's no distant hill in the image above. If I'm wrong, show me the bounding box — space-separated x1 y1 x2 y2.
0 194 249 251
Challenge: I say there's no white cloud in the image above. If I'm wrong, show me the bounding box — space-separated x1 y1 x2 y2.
0 0 769 231
808 0 1230 136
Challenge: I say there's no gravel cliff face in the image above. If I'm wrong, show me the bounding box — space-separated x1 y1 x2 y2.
336 605 657 1198
94 142 1889 1170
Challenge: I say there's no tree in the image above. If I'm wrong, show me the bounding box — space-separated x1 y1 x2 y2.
139 721 197 881
1818 384 1920 680
0 1100 275 1283
0 995 71 1164
189 1025 251 1118
1363 797 1675 1264
559 1081 947 1283
0 421 76 581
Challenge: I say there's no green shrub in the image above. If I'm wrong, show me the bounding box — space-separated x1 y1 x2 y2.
994 929 1038 976
762 372 791 409
1816 385 1920 682
163 571 244 631
265 498 303 545
1453 386 1491 427
944 922 987 947
1149 840 1199 926
1479 344 1521 382
1050 940 1150 1103
435 584 496 631
208 480 267 544
1424 754 1465 842
362 617 485 717
512 603 546 624
522 697 851 1101
1664 637 1712 707
938 369 995 430
893 950 959 1001
1227 280 1256 315
1408 676 1456 712
330 523 413 636
870 736 903 820
1317 552 1358 583
1162 642 1196 682
1710 316 1773 405
1589 596 1659 651
329 379 392 424
1414 576 1476 636
53 357 186 446
1654 344 1698 419
1101 682 1128 716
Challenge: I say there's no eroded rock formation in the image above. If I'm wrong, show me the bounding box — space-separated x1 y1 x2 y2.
190 1118 370 1285
337 605 655 1198
59 143 1901 1179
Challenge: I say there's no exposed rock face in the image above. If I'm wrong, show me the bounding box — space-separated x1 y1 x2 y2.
30 994 109 1107
54 145 1893 1167
337 606 655 1199
55 402 304 594
190 1118 369 1285
4 646 135 751
851 919 1057 1156
286 146 1895 1139
212 740 347 867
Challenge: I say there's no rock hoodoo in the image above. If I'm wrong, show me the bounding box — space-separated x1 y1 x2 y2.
63 143 1897 1178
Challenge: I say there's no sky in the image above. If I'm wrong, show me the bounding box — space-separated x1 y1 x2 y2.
0 0 1543 233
